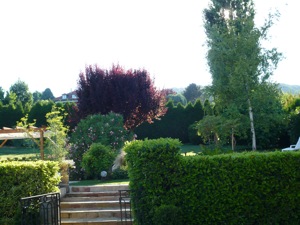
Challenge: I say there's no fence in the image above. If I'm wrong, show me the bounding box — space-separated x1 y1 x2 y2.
119 189 132 225
20 192 61 225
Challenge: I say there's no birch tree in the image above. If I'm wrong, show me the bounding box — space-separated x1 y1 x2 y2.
204 0 282 150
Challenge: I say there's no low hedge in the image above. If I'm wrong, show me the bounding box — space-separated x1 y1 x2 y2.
0 161 60 224
125 138 300 225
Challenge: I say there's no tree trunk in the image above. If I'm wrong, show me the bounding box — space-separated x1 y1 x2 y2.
231 128 235 151
247 98 256 150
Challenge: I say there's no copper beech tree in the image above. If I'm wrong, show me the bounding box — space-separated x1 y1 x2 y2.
76 64 167 129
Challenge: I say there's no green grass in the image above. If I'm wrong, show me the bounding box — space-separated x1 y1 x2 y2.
0 144 203 159
180 144 201 155
0 147 42 160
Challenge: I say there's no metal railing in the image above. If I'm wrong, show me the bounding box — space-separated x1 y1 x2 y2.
20 192 61 225
119 189 132 225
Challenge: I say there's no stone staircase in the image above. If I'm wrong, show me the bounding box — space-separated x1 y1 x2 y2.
60 184 132 225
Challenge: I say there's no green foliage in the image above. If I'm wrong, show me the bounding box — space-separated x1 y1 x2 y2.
28 100 54 127
41 88 54 100
204 0 283 150
203 99 214 116
188 123 202 145
167 93 187 106
125 138 300 224
0 86 5 102
135 100 204 143
0 102 25 128
81 143 116 179
9 79 33 112
45 106 69 161
196 114 242 149
0 161 60 224
153 204 183 225
124 138 182 225
182 83 202 103
32 91 42 103
111 168 129 180
198 145 233 156
68 112 132 179
281 93 300 143
15 114 38 148
58 101 79 130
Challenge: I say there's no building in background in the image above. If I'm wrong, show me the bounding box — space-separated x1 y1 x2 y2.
54 91 78 103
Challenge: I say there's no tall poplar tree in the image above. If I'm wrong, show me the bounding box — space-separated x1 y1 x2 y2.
204 0 282 150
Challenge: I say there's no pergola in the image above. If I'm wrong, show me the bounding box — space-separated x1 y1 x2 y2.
0 127 52 160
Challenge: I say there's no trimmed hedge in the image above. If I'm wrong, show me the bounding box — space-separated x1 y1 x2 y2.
134 99 204 143
124 138 182 225
125 138 300 225
0 161 60 224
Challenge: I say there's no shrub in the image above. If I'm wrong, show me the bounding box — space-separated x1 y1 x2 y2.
81 143 116 179
68 112 133 179
0 161 60 224
111 168 129 180
153 204 183 225
125 138 300 225
188 123 203 144
124 138 182 225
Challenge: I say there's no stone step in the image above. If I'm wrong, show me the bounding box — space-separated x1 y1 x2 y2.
61 208 122 219
62 191 120 201
61 217 132 225
61 184 132 225
61 201 120 209
70 185 129 193
62 195 119 202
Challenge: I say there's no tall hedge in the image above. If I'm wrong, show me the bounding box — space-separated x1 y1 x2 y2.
0 161 60 224
134 99 204 143
0 103 24 128
125 138 300 225
124 138 182 225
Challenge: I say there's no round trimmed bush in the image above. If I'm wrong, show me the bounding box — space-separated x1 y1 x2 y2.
81 143 116 179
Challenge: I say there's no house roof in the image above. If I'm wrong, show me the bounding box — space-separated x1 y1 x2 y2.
54 90 78 103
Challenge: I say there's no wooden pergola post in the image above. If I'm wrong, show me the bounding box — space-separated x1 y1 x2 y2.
40 129 44 160
0 139 8 148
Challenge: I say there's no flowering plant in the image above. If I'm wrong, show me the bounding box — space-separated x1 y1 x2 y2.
67 112 133 179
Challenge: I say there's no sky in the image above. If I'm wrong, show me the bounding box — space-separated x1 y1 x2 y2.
0 0 298 97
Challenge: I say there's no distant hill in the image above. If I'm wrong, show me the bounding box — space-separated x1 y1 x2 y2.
279 84 300 94
170 83 300 95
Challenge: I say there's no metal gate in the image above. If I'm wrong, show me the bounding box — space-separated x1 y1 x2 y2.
20 192 61 225
119 190 132 225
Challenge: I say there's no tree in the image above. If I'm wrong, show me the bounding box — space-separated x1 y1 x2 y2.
0 102 24 128
9 79 33 112
41 88 55 100
56 101 79 130
0 87 5 102
32 91 42 102
28 100 55 127
77 64 167 129
45 106 69 161
281 93 300 144
166 93 187 106
183 83 202 103
204 0 282 150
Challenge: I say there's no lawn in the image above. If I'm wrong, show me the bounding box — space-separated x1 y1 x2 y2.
180 143 201 155
0 147 41 160
0 144 202 160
